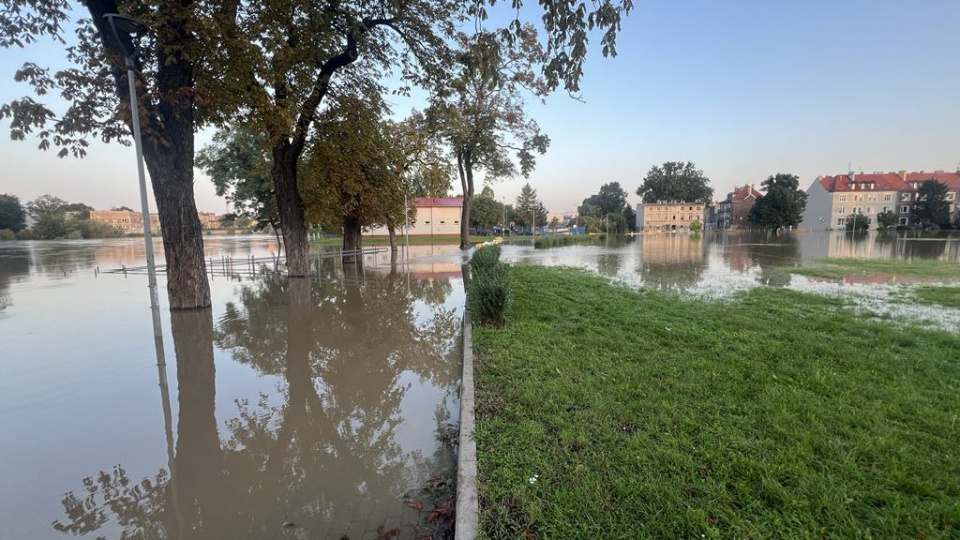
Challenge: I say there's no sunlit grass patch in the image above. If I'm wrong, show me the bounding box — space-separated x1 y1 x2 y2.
787 258 960 281
474 265 960 539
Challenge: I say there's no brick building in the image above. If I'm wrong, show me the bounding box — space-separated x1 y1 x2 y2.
636 202 705 231
717 184 763 229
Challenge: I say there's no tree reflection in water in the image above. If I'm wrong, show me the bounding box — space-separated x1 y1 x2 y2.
52 267 461 539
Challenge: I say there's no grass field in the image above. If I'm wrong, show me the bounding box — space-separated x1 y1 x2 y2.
907 285 960 309
473 266 960 539
787 258 960 281
309 234 491 246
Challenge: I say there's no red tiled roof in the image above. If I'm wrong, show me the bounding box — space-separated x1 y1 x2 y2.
730 184 763 201
818 173 909 192
413 196 463 208
904 171 960 190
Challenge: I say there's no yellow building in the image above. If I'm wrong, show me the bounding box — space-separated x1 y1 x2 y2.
636 202 705 231
89 210 161 234
366 197 464 237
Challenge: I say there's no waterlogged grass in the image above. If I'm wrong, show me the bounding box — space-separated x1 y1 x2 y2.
908 285 960 309
788 258 960 281
473 266 960 539
533 234 606 249
310 234 489 246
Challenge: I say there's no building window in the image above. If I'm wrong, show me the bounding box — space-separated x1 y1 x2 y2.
882 206 889 213
902 193 911 201
425 221 430 224
839 195 847 202
900 205 909 214
837 218 844 226
837 207 845 214
867 207 873 214
440 221 445 224
884 194 892 202
899 217 908 226
948 193 956 201
454 220 459 224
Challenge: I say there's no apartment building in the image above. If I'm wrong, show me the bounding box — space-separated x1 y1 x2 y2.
636 202 705 231
717 184 763 229
89 210 162 234
799 170 960 230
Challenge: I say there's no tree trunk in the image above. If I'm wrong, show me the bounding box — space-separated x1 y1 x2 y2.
272 143 311 277
458 154 474 250
86 0 211 310
343 214 363 263
388 225 397 252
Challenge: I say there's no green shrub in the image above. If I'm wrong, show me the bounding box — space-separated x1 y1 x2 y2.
0 229 15 240
469 244 501 276
689 219 702 233
469 262 512 327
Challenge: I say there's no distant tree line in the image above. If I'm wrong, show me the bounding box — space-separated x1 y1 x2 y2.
0 193 126 240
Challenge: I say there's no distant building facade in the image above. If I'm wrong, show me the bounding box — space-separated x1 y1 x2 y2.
366 196 464 237
717 184 763 229
799 170 960 230
636 202 705 231
89 210 161 235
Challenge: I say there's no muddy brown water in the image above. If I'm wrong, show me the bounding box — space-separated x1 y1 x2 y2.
1 231 958 539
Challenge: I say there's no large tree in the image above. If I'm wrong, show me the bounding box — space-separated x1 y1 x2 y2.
579 181 634 233
429 27 550 249
470 186 503 228
912 180 952 229
748 174 807 230
0 194 27 232
636 162 713 204
196 127 280 238
2 0 214 308
514 183 547 228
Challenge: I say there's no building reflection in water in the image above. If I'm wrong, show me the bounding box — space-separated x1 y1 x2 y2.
636 234 706 290
51 265 461 540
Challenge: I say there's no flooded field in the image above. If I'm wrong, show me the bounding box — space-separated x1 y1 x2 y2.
0 237 464 540
2 231 959 539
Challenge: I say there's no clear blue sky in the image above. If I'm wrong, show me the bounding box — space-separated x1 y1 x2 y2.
1 0 958 213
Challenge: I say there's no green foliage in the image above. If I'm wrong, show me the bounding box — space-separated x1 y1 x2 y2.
514 183 548 228
468 246 511 326
474 266 960 539
75 219 123 239
845 214 870 232
471 186 504 227
0 228 16 240
912 180 952 229
876 210 898 230
636 162 713 204
909 285 960 309
0 193 27 232
579 182 635 232
689 219 702 233
197 128 277 232
748 173 807 229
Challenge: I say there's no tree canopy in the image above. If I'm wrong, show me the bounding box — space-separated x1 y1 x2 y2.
0 194 27 232
912 180 952 229
579 181 634 232
748 174 807 229
636 162 713 204
514 183 547 228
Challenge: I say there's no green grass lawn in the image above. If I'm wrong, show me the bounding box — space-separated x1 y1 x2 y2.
473 266 960 539
309 234 492 246
787 258 960 281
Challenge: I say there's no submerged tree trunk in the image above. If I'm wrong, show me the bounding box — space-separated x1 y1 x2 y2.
458 154 474 250
342 214 363 263
272 144 311 277
87 0 210 310
388 225 397 252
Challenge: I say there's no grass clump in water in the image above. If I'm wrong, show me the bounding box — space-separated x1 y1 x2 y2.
788 257 960 281
906 285 960 308
473 265 960 539
533 234 605 249
469 245 511 326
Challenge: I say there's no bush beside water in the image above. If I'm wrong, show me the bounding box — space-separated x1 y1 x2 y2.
468 245 512 326
533 234 605 249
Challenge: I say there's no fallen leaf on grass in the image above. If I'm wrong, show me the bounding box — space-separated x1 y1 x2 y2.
404 500 424 511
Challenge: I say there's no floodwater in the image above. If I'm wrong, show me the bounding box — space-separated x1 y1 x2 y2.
0 237 464 540
2 231 959 539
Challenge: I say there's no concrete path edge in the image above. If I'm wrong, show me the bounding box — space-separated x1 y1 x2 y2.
455 308 479 539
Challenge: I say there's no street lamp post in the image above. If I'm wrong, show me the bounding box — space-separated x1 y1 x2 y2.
104 14 160 336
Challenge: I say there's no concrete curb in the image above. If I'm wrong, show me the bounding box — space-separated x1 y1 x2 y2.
455 308 479 539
